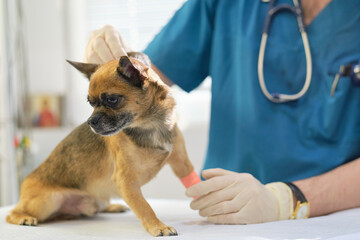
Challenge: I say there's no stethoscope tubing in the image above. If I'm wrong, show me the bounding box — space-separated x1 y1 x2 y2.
258 0 312 103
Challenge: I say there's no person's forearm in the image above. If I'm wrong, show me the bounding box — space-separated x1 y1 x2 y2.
151 64 174 87
294 158 360 217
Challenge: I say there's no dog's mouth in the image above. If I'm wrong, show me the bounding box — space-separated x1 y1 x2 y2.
90 121 131 136
91 127 122 136
88 111 134 137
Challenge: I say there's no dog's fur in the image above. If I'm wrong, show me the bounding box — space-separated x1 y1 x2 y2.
6 52 194 236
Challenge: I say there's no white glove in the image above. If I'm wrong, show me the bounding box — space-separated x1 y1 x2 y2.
84 25 132 64
186 168 294 224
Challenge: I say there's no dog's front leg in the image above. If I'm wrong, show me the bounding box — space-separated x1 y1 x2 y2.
168 125 195 179
115 172 177 237
167 125 202 193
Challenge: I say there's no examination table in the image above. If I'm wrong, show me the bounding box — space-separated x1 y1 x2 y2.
1 199 360 240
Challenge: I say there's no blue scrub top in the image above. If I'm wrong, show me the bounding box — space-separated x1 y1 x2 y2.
144 0 360 183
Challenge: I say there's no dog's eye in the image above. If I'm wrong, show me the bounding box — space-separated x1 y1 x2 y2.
101 94 122 108
106 96 118 105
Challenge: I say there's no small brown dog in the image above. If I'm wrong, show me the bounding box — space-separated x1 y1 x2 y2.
6 52 195 236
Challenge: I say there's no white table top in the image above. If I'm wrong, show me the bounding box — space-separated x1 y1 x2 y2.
1 199 360 240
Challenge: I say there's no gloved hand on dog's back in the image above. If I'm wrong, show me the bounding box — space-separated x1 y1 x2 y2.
84 25 131 64
186 168 294 224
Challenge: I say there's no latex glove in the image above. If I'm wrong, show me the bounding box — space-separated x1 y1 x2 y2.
84 25 132 64
186 168 293 224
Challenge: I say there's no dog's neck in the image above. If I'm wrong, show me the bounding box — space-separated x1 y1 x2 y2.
123 81 176 151
123 125 174 152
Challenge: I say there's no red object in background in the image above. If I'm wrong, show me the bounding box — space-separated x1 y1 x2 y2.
14 137 20 148
35 98 59 127
37 109 58 127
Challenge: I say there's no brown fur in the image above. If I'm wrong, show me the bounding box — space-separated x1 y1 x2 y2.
6 54 194 237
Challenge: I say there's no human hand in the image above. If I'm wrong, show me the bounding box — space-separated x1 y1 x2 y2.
84 25 132 64
186 168 293 224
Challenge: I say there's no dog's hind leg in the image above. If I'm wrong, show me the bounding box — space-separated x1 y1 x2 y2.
101 203 128 213
7 191 99 225
6 194 61 225
6 178 63 225
6 211 38 226
94 198 128 213
6 178 98 226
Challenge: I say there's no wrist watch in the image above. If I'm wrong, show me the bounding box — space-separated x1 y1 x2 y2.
285 182 310 219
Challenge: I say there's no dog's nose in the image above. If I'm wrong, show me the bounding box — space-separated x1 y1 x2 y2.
88 115 101 127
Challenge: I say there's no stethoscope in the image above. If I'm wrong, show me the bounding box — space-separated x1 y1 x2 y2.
258 0 360 103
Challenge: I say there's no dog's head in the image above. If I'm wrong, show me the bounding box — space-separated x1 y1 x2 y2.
67 53 174 137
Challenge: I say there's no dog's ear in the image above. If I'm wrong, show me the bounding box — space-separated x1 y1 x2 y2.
127 52 151 68
117 56 146 88
66 60 99 80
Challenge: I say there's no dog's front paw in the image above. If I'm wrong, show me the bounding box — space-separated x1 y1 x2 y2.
6 213 38 226
147 224 178 237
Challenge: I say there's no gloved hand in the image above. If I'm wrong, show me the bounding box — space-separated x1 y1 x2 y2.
84 25 132 64
186 168 294 224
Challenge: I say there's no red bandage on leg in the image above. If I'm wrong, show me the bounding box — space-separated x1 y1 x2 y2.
180 170 201 189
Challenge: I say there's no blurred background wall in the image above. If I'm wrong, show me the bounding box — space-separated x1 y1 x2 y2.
0 0 210 206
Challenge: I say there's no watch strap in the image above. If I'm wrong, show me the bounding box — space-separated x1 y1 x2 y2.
285 182 307 203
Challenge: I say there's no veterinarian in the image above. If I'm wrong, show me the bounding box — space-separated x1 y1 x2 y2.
84 0 360 224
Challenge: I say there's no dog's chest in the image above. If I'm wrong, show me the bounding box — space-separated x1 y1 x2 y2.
86 158 119 199
109 129 174 186
135 148 171 186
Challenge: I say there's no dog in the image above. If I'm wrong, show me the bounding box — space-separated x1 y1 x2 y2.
6 52 196 236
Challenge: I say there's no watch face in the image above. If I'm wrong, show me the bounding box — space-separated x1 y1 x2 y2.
296 204 309 219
